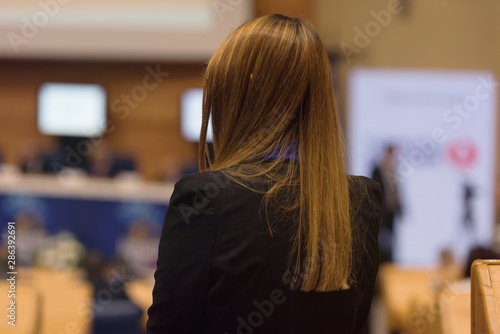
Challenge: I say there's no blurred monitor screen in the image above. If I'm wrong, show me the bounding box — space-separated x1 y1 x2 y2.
38 82 107 137
181 88 212 142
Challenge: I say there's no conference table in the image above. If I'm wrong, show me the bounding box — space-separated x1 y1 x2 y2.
0 171 174 256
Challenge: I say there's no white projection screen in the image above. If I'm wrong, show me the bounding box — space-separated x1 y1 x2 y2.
348 67 498 266
181 88 213 142
38 82 107 137
0 0 254 61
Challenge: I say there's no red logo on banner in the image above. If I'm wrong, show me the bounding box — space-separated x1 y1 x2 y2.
447 140 478 170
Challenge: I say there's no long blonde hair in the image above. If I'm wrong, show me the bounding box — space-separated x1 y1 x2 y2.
199 14 352 292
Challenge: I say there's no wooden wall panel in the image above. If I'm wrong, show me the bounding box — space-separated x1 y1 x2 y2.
0 0 314 180
0 59 202 179
255 0 315 22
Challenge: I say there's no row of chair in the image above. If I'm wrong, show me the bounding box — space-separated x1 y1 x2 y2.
379 259 500 334
471 259 500 333
0 268 93 334
2 261 499 333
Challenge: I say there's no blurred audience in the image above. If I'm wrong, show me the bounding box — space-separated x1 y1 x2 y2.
158 155 185 182
12 210 47 266
88 143 137 178
84 251 143 334
38 231 86 270
19 138 138 178
464 246 500 278
20 141 48 173
433 249 463 291
116 219 159 279
156 152 199 183
0 238 7 279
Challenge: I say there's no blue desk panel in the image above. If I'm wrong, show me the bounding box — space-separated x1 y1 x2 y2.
0 194 167 256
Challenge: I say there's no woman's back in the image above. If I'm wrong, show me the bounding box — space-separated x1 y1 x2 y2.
147 13 383 334
147 171 382 334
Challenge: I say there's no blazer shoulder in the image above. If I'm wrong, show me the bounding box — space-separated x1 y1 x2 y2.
169 171 236 208
172 171 231 195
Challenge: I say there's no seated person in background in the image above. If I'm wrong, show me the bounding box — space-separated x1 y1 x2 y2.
21 140 89 174
432 249 463 291
116 219 159 279
84 251 143 334
88 144 137 178
88 144 113 177
157 155 200 182
147 14 382 334
464 246 500 278
11 211 47 266
20 141 49 173
0 238 9 278
158 156 186 182
38 231 86 270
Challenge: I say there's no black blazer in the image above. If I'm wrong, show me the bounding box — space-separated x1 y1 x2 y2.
147 170 382 334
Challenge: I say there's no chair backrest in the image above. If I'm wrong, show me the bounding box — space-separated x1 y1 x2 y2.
24 268 94 334
471 259 500 333
378 263 435 332
440 283 470 334
125 279 154 331
0 282 42 334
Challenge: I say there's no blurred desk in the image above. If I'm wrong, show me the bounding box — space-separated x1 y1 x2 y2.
379 264 470 334
379 264 436 333
126 279 154 331
0 173 174 255
0 267 93 334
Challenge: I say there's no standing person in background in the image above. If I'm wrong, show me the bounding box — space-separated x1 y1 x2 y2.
147 14 382 334
462 180 477 241
372 145 402 263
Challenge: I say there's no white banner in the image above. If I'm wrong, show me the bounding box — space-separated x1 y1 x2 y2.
348 67 497 265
